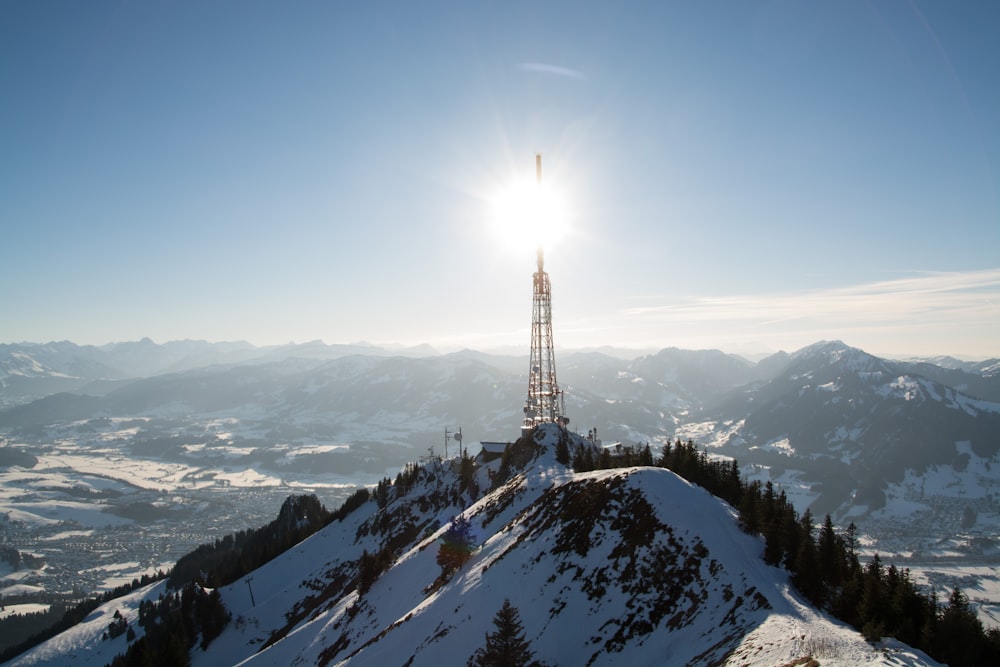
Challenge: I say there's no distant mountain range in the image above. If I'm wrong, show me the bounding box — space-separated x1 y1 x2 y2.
0 339 441 406
2 340 999 664
2 338 999 540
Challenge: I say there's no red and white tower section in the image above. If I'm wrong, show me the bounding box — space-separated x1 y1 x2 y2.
522 154 567 435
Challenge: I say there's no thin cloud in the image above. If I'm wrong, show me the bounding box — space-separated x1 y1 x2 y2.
615 269 1000 356
624 269 1000 324
518 62 586 80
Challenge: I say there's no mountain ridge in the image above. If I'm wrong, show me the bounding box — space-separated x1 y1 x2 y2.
3 338 999 644
8 424 942 667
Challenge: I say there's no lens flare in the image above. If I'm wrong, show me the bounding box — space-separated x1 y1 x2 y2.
488 177 569 252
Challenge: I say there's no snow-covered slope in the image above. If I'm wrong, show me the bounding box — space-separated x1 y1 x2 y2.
10 424 938 666
702 341 1000 515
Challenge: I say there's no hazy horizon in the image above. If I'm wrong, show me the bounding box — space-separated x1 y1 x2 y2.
2 334 995 364
3 2 997 359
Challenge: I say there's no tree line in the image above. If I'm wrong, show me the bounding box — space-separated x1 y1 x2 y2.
107 582 230 667
0 571 167 663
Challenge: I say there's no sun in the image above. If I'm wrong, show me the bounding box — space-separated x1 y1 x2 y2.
488 175 569 254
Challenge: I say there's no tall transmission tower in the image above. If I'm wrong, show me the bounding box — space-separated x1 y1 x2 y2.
522 154 566 436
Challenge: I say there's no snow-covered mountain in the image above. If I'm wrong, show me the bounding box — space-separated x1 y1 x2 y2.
3 339 998 519
3 338 998 635
697 341 1000 519
0 340 440 409
7 425 939 667
900 355 1000 378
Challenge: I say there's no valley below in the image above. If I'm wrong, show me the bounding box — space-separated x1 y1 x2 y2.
3 411 999 636
0 416 370 626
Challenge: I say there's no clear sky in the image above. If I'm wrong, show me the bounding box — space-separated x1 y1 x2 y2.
2 1 998 359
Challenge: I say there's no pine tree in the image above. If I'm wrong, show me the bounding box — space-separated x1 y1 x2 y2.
375 477 391 509
738 482 761 534
572 445 594 472
468 599 536 667
496 444 515 486
817 514 842 591
656 439 673 467
638 443 654 466
598 447 612 469
437 515 475 576
460 453 479 498
792 519 822 605
770 495 798 568
935 588 984 665
858 554 886 641
554 435 570 465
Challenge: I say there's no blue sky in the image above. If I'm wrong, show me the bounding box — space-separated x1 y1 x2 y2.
2 1 998 359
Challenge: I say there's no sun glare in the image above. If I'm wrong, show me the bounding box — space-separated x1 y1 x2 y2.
488 176 569 254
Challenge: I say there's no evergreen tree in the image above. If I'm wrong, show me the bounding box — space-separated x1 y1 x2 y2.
935 588 984 666
656 439 673 467
845 521 858 562
572 445 594 472
858 554 886 641
460 453 479 498
468 599 536 667
638 443 654 467
919 588 939 653
598 447 612 470
721 459 742 504
437 515 475 576
375 477 391 509
738 481 761 534
792 511 822 605
554 436 570 465
763 517 784 566
761 480 776 524
495 444 515 486
779 503 800 570
817 514 842 591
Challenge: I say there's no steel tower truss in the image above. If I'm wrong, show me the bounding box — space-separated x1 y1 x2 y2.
522 155 565 434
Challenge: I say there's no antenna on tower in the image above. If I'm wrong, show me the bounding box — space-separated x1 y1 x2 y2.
522 154 567 436
535 153 544 272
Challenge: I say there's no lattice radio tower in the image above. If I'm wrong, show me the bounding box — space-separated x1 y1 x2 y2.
522 154 566 436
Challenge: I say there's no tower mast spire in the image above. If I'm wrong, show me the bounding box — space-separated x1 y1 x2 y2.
535 153 544 273
523 153 566 436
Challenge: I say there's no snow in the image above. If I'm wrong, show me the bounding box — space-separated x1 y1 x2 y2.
0 499 132 529
2 583 46 597
880 376 924 401
10 425 942 666
272 443 350 466
3 352 75 379
676 419 744 449
878 448 997 505
31 453 200 492
750 437 795 457
1 603 50 620
954 392 1000 416
7 581 165 667
213 468 284 488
